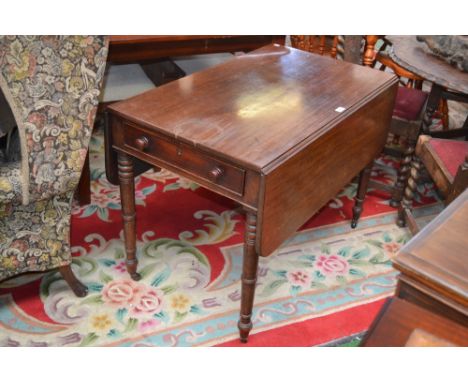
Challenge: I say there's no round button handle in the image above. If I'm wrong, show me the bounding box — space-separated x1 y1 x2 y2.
134 136 149 151
209 166 224 181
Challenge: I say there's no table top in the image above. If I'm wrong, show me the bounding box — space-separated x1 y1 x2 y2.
393 188 468 306
109 35 271 44
387 35 468 94
362 298 468 346
107 35 285 63
108 44 396 171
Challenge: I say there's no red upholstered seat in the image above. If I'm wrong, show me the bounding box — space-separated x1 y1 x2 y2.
393 86 428 121
428 139 468 177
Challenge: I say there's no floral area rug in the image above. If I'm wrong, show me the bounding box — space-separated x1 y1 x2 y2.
0 128 441 346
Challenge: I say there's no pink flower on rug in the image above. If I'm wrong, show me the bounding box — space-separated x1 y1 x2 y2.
91 193 110 208
138 319 160 332
130 288 164 316
287 270 311 287
113 261 127 274
316 254 349 276
383 242 400 254
101 279 144 309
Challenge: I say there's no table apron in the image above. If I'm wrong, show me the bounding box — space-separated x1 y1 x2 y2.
110 118 261 211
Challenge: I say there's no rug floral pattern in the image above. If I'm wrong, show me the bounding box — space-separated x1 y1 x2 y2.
0 128 441 346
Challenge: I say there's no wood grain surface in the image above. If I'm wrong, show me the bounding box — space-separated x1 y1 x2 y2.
394 189 468 311
108 44 397 171
387 35 468 94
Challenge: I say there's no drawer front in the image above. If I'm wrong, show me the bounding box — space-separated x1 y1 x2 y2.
123 123 245 196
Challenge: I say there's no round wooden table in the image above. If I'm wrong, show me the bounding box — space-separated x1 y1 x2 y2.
387 35 468 138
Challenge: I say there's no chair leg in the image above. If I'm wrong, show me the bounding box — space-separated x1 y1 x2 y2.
76 152 91 206
397 156 422 229
351 162 373 228
390 136 417 207
59 265 88 297
463 115 468 141
439 98 449 130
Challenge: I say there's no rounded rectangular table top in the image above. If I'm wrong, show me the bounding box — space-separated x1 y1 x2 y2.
393 189 468 305
108 44 396 171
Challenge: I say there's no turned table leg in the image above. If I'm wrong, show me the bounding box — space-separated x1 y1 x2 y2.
238 211 259 343
117 152 141 281
351 162 373 228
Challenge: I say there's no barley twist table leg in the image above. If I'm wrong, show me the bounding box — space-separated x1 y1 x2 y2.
397 156 422 227
390 135 417 207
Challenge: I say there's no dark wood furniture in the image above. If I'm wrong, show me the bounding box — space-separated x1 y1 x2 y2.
108 35 286 63
76 35 286 205
397 135 468 232
365 189 468 346
290 35 363 64
363 36 431 207
387 35 468 140
106 44 398 342
395 188 468 325
291 35 432 208
290 35 340 58
362 298 468 346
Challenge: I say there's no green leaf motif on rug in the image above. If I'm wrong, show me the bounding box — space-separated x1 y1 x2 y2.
351 247 370 260
98 259 116 267
114 248 125 260
117 308 127 324
299 254 316 262
154 311 170 324
107 329 121 338
290 285 302 296
138 263 159 279
310 280 327 289
79 333 99 347
190 304 204 315
80 294 103 305
349 268 366 278
288 260 314 268
99 271 113 284
87 282 104 292
143 238 209 267
369 251 391 265
124 318 138 333
382 232 392 243
74 257 97 277
260 279 288 297
174 311 188 323
336 275 347 285
314 270 326 280
161 284 178 295
273 270 287 278
40 272 63 298
80 205 98 218
337 246 352 257
151 266 171 287
365 239 383 248
320 243 331 254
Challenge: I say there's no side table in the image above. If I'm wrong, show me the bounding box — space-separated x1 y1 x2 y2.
393 188 468 326
107 44 398 342
362 298 468 346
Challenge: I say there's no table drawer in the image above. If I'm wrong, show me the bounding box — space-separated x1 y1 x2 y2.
123 124 246 195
